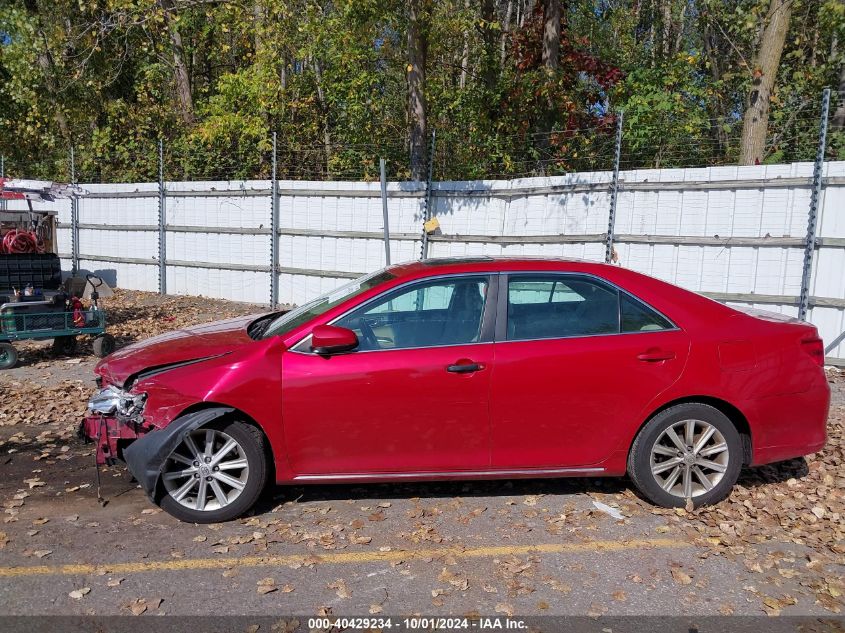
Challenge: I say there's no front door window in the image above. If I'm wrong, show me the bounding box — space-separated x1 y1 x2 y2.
335 276 489 351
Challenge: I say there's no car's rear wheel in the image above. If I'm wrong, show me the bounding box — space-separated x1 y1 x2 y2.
628 403 742 508
158 419 268 523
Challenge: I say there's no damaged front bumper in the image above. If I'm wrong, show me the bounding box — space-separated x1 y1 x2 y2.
79 386 237 499
78 414 143 465
78 386 149 465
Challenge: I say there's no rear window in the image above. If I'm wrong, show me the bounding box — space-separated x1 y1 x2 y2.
621 294 673 332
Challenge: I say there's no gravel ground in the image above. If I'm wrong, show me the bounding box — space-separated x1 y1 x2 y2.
0 290 843 618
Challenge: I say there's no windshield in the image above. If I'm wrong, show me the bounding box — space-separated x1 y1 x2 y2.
260 269 396 339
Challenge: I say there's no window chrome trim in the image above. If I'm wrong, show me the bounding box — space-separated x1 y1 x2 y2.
289 334 494 356
496 270 680 343
289 272 497 355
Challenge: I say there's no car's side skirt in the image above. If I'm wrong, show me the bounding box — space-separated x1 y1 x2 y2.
291 467 606 483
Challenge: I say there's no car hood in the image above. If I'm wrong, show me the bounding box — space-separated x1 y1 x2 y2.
96 314 265 387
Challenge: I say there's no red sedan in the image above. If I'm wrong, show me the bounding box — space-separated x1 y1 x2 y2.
81 257 829 522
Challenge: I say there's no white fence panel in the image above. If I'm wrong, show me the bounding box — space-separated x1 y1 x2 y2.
812 162 845 359
3 161 843 362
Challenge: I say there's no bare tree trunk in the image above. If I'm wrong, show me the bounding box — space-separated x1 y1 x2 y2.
160 0 194 126
833 62 845 130
832 17 845 130
520 0 537 27
253 1 264 57
537 0 560 174
541 0 560 70
500 0 514 71
459 0 470 90
702 19 727 159
311 59 332 176
739 0 792 164
253 1 269 125
809 15 819 68
408 0 429 180
23 1 70 140
673 2 686 56
36 34 71 140
660 0 672 58
480 0 498 89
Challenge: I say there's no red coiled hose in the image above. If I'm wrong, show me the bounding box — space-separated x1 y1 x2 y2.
0 230 43 254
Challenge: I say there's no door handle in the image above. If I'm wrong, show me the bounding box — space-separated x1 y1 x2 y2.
447 361 482 373
637 350 676 362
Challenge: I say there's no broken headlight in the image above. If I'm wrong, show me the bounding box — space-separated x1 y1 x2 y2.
88 386 147 419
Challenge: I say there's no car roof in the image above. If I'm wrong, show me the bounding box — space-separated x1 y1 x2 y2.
386 256 610 279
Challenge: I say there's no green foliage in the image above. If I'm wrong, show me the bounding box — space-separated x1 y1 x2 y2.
0 0 842 182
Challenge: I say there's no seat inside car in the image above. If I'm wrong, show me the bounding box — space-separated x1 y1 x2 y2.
354 279 486 350
442 281 485 344
507 282 619 340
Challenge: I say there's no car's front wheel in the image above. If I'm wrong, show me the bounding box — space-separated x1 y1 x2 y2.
628 403 742 508
158 419 268 523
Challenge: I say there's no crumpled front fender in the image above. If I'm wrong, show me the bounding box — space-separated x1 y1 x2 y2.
123 407 234 499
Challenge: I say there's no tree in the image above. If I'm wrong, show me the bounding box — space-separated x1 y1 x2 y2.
834 63 845 129
0 0 842 181
407 0 429 180
159 0 195 126
826 0 845 130
541 0 560 69
739 0 793 165
22 0 70 140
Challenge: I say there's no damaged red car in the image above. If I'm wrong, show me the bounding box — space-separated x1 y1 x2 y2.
80 257 830 523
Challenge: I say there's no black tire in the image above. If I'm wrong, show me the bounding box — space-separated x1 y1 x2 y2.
0 343 18 370
158 419 269 523
52 336 77 356
92 334 115 358
627 403 742 509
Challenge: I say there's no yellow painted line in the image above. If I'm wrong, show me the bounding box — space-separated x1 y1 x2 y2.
0 538 690 578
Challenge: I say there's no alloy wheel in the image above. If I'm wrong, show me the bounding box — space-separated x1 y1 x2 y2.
649 419 729 498
162 428 250 511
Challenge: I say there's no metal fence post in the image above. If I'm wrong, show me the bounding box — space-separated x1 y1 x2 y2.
380 158 391 266
419 128 437 260
70 146 79 275
798 88 831 321
605 111 624 264
270 132 279 307
157 139 167 295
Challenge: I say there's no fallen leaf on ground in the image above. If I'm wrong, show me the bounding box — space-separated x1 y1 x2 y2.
257 578 278 595
68 587 90 600
495 603 514 616
327 579 351 599
671 568 693 585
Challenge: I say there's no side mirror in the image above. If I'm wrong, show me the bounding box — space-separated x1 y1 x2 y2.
311 325 359 355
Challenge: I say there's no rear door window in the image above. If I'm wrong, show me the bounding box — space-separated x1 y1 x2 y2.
506 275 620 340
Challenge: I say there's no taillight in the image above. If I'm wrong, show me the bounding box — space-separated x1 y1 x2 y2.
801 336 824 366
